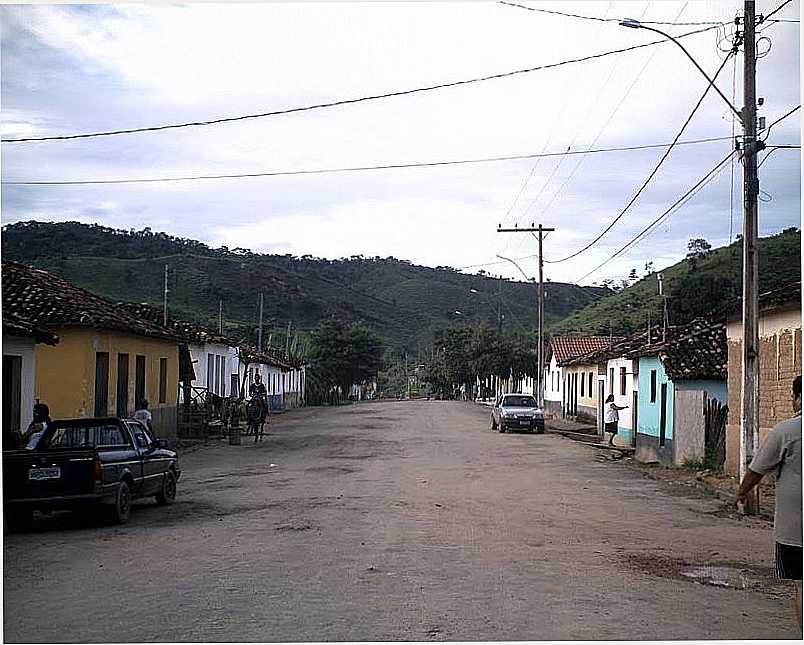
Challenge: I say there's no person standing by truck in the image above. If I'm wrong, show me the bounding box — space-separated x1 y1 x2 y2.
21 402 52 450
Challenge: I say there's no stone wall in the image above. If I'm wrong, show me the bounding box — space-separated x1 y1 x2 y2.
725 325 801 474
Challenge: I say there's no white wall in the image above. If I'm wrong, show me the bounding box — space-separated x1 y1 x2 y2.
188 342 234 397
544 356 563 403
4 335 37 431
727 306 801 339
604 357 636 431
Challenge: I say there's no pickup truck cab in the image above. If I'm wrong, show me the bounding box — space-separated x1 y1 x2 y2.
3 417 180 530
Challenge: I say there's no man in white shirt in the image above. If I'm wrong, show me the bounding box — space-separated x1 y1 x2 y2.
737 375 802 628
133 399 153 432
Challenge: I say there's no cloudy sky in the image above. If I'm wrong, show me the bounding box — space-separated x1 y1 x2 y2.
1 1 800 285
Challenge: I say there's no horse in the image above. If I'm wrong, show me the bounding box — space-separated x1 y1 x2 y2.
246 397 266 442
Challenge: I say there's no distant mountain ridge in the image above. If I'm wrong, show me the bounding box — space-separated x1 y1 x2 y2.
1 221 609 352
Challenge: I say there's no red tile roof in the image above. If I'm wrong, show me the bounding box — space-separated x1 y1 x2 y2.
117 302 235 347
2 311 59 345
549 336 624 366
2 261 178 342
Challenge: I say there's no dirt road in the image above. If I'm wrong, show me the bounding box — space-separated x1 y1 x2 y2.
4 401 800 641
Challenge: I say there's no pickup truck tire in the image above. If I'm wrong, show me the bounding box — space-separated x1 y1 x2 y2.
155 470 177 505
109 480 132 524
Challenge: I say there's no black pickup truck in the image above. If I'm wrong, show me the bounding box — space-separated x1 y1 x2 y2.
3 417 180 530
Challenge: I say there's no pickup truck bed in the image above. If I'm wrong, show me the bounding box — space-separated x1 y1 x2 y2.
3 417 180 530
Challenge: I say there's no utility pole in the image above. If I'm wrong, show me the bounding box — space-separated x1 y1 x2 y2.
497 274 503 335
163 264 169 326
257 292 264 353
285 320 292 358
497 223 555 406
739 0 761 515
218 300 223 335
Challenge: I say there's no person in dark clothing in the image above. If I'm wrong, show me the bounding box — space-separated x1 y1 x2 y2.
21 402 52 449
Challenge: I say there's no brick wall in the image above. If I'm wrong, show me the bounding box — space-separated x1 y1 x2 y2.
725 326 801 474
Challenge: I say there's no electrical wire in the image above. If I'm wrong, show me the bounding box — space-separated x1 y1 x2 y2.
760 0 796 23
527 1 688 225
2 135 736 186
576 150 736 282
1 24 722 144
545 49 735 265
761 105 801 142
757 144 801 169
728 52 737 244
497 1 724 25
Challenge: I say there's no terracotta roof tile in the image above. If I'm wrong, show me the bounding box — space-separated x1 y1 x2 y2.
2 311 59 345
116 302 235 347
2 261 178 342
549 336 624 366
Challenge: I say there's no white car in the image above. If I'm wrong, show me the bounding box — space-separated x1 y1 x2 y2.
491 394 545 434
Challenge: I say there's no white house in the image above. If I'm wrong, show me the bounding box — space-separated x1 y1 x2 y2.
2 312 59 446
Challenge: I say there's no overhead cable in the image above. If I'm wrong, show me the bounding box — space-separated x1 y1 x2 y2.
576 150 736 282
545 50 735 264
2 135 735 186
498 1 723 25
1 24 721 144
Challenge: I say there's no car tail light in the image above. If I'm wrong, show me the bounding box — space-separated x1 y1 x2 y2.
93 459 103 482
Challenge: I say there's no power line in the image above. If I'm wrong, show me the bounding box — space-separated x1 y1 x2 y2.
2 24 722 144
498 1 724 26
760 0 796 22
3 135 735 186
576 151 736 282
545 49 735 264
761 104 801 142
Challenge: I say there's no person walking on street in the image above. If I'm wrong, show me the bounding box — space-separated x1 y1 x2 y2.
604 394 628 446
736 375 802 628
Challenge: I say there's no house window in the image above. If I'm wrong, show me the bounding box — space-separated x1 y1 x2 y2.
159 358 168 404
207 354 215 393
95 352 110 416
135 355 146 409
3 355 22 435
231 374 239 398
220 357 226 397
580 372 585 397
650 369 657 403
588 372 593 397
620 367 627 396
116 353 129 418
215 355 222 395
609 368 614 394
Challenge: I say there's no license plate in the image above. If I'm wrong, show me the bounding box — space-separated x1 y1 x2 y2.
29 467 61 481
519 420 530 426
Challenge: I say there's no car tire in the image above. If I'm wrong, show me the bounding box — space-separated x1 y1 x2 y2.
155 470 177 506
110 480 132 524
536 426 545 434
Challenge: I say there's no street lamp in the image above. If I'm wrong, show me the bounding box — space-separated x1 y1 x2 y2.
622 5 761 515
618 18 741 121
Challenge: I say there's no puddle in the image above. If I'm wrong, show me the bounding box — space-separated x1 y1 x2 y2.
680 565 750 589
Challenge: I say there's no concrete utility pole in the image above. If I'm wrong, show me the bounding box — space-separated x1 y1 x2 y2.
163 264 169 326
285 320 292 358
257 292 264 353
219 300 223 335
497 275 503 335
497 223 555 406
739 0 760 515
620 1 761 515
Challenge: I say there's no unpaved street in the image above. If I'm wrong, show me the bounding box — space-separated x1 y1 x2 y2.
4 401 801 642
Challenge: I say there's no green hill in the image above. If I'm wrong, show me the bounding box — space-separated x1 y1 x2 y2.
1 221 609 353
548 228 801 336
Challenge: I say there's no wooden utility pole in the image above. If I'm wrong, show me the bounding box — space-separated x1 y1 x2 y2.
163 264 169 326
497 223 555 406
257 292 264 353
739 0 761 515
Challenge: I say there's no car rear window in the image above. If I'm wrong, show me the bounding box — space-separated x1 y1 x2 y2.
503 396 537 407
44 424 131 450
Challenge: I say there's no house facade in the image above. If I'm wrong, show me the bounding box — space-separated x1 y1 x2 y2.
627 320 728 466
2 262 181 441
723 282 801 475
2 313 59 446
551 336 623 423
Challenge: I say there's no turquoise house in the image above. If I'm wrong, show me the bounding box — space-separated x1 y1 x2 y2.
627 320 727 466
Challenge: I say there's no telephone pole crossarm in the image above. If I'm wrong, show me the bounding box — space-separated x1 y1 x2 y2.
496 224 556 406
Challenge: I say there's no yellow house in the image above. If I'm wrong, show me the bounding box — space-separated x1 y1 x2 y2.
563 361 600 423
2 261 180 440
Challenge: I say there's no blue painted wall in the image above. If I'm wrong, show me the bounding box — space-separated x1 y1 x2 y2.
675 379 727 406
636 356 674 439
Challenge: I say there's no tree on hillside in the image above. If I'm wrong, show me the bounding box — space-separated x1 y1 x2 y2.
686 238 712 272
668 273 736 324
